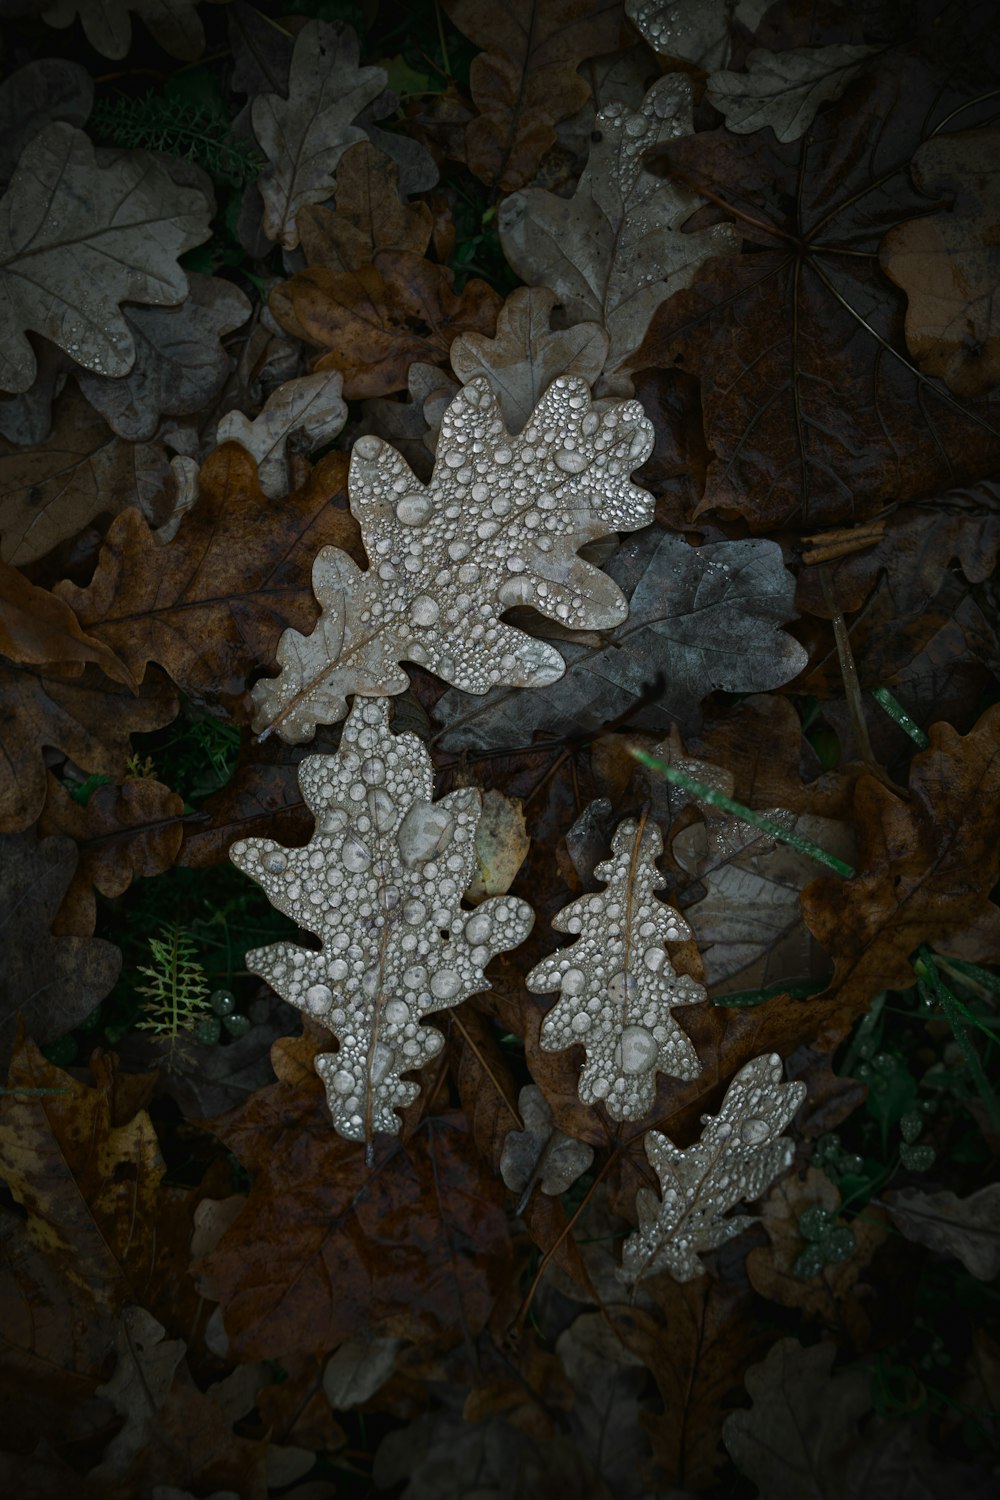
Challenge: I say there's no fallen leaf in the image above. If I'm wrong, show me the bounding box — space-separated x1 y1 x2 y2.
618 1053 806 1286
250 377 653 742
296 139 433 272
252 21 387 248
91 1307 186 1481
0 123 211 393
626 0 738 71
434 530 807 749
0 382 187 566
499 1083 594 1197
323 1331 405 1409
442 0 623 192
55 444 359 709
706 45 879 143
466 788 530 901
276 249 501 399
216 371 348 499
38 0 207 60
231 697 533 1141
0 58 93 186
555 1310 654 1498
499 77 738 386
633 53 1000 529
0 560 131 683
883 1184 1000 1280
880 126 1000 397
76 274 251 443
801 705 1000 1028
449 287 609 433
0 834 121 1068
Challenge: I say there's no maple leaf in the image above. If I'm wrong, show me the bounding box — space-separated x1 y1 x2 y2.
499 77 738 386
252 20 387 249
633 52 1000 529
231 697 534 1144
0 123 211 393
434 529 807 748
618 1053 806 1285
801 705 1000 1028
706 45 879 143
527 814 707 1121
880 125 1000 397
250 376 654 743
37 0 207 60
442 0 623 192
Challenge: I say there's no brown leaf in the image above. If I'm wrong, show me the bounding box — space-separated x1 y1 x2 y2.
277 250 501 399
198 1072 513 1358
0 560 132 683
54 445 359 710
0 657 176 834
297 140 433 272
178 757 310 868
0 835 120 1070
0 383 185 566
38 773 185 936
443 0 624 192
801 705 1000 1027
880 126 1000 397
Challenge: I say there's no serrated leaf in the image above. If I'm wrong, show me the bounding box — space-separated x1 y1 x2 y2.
706 46 879 144
528 814 707 1120
499 77 738 385
0 123 211 394
618 1053 806 1285
499 1083 594 1197
251 375 654 743
252 21 387 249
231 697 534 1144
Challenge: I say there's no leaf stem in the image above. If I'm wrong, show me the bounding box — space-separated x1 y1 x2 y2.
870 688 929 748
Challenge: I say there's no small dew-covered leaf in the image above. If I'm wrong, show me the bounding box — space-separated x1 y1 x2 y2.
91 1308 186 1481
0 123 211 394
216 371 348 498
528 814 707 1121
618 1053 806 1285
706 46 879 144
626 0 742 71
231 697 534 1142
251 376 654 743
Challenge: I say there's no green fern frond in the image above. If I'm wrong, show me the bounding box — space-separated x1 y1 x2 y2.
89 92 264 188
136 925 212 1049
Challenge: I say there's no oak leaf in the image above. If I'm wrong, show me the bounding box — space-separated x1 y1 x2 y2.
231 697 534 1143
215 370 348 499
883 1184 1000 1280
250 376 654 743
880 126 1000 397
0 559 132 683
0 123 211 393
801 705 1000 1029
706 45 879 143
295 139 434 272
499 1083 594 1198
499 77 738 386
38 0 207 60
618 1053 806 1285
55 444 360 710
443 0 623 192
252 20 387 249
0 58 93 186
626 0 737 71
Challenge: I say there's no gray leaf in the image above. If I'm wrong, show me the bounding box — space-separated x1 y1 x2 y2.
883 1184 1000 1281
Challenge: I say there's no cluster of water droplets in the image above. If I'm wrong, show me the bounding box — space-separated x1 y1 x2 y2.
231 697 533 1139
527 813 707 1121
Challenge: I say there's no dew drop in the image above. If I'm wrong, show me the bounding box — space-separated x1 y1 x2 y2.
740 1117 770 1145
409 593 440 627
342 834 371 872
262 850 287 873
304 983 332 1014
430 969 462 1000
617 1025 659 1075
396 492 433 525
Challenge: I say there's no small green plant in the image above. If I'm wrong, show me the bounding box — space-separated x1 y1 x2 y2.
90 89 264 189
136 924 212 1053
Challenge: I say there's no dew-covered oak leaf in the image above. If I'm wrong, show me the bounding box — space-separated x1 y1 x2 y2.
0 123 211 394
618 1053 806 1285
706 45 879 144
230 697 534 1144
527 814 707 1121
251 375 654 743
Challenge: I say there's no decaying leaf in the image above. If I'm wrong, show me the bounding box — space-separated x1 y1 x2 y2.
883 1184 1000 1281
323 1331 404 1409
0 58 93 186
252 21 387 248
466 788 530 901
880 126 1000 397
555 1311 654 1498
38 0 207 61
499 77 738 385
296 139 434 273
434 530 807 749
528 814 706 1120
449 287 609 434
499 1083 594 1198
0 123 211 393
91 1307 186 1481
0 560 131 684
231 697 533 1142
216 371 348 499
442 0 623 192
706 46 879 144
0 833 121 1070
250 376 654 743
618 1053 806 1285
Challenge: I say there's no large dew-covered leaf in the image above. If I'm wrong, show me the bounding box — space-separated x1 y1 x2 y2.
0 123 211 394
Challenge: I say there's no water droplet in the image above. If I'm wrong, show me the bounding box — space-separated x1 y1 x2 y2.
464 912 493 945
403 897 427 924
617 1025 658 1074
368 788 395 828
262 850 287 873
369 1042 395 1085
403 964 427 990
740 1117 770 1145
319 809 348 835
398 802 454 865
305 984 332 1014
384 999 409 1024
342 834 371 872
643 945 667 973
409 593 440 627
562 967 587 996
396 492 433 525
554 448 589 474
332 1068 354 1094
571 1012 591 1034
430 969 462 1000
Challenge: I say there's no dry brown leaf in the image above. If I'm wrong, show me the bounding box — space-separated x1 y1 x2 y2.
881 126 1000 397
297 140 433 272
0 560 132 684
55 445 360 711
443 0 623 192
277 249 501 399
